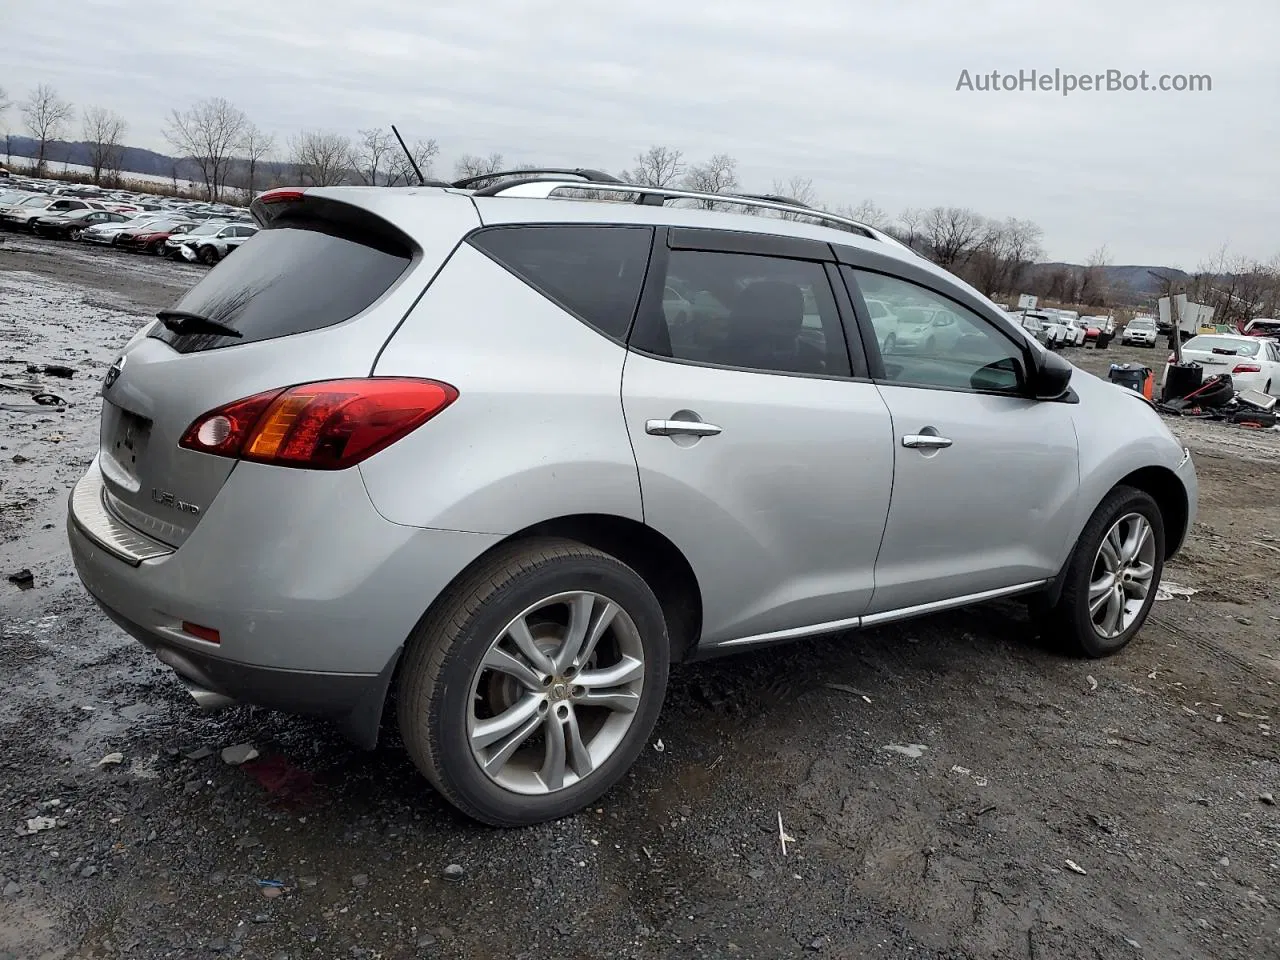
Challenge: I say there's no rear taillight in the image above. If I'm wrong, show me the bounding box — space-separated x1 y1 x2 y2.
1232 363 1261 374
179 378 457 469
1167 353 1176 363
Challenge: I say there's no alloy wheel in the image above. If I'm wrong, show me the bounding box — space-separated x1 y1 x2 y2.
466 591 645 795
1088 512 1156 639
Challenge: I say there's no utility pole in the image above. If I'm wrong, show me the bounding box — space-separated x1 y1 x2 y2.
1149 269 1183 364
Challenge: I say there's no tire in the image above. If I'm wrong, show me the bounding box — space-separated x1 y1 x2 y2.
68 228 82 241
1048 486 1165 658
199 245 220 265
397 538 670 827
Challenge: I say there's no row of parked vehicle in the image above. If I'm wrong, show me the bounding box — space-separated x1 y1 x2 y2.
1006 308 1114 349
0 176 256 265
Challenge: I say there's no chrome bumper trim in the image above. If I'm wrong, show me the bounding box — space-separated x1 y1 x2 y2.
69 469 173 567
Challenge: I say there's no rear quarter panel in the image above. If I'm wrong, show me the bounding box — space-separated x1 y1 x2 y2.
363 242 643 533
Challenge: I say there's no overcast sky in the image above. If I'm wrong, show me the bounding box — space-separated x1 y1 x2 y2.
4 0 1277 267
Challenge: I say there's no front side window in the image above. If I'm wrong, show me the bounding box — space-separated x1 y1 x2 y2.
646 249 850 377
847 269 1025 394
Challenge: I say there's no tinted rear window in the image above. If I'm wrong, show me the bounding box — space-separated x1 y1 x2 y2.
1186 336 1258 356
151 215 413 353
469 225 653 341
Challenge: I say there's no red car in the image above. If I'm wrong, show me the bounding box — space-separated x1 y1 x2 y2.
114 220 196 253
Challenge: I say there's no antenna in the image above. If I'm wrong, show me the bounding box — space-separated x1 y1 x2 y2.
390 125 426 186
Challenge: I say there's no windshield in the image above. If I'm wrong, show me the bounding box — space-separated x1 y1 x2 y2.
1129 319 1155 329
1185 336 1259 357
18 197 51 208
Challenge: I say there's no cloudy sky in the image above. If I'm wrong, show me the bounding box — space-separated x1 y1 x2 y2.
4 0 1277 267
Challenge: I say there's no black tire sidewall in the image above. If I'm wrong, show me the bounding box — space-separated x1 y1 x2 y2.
1061 488 1165 657
416 553 670 826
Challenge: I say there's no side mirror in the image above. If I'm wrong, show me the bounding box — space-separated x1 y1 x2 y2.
1029 348 1073 400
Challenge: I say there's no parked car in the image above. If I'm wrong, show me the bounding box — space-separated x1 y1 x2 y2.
115 220 197 253
1082 316 1115 342
179 222 259 263
32 208 132 240
1122 316 1159 347
881 305 967 354
1163 335 1280 397
1061 317 1088 347
1241 318 1280 340
160 220 231 259
0 196 105 230
1024 311 1069 348
1015 313 1048 345
79 215 170 245
68 181 1197 827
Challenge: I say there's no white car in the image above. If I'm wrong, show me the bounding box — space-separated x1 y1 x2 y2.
1122 318 1159 347
1062 317 1088 347
1163 334 1280 397
1024 312 1069 347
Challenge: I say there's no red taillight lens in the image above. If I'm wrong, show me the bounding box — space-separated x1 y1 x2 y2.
258 188 305 204
1232 363 1261 374
179 378 458 470
181 621 221 645
1167 353 1176 362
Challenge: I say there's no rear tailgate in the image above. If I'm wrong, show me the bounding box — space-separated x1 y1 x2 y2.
97 188 479 547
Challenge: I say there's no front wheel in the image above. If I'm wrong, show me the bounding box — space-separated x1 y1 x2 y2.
198 245 220 265
1048 486 1165 657
397 539 670 827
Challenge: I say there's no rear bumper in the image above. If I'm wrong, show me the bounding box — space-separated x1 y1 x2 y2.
67 458 502 743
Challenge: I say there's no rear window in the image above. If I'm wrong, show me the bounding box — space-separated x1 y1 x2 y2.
151 210 414 354
1186 336 1258 357
469 225 653 341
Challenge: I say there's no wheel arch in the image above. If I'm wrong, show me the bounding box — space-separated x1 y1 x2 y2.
1042 466 1188 607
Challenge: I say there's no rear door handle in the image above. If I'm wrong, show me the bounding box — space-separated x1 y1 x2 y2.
646 419 722 437
902 434 952 449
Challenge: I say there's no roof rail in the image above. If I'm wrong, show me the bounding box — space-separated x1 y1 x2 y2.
485 179 900 245
453 167 622 190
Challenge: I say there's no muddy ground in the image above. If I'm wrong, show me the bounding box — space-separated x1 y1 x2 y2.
1 233 1277 960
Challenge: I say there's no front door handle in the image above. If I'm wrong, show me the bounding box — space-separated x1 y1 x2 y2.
646 419 723 437
902 434 953 449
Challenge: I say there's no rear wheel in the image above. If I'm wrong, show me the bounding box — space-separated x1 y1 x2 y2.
397 539 670 826
1048 486 1164 658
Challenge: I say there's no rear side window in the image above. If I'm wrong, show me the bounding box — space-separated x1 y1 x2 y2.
469 225 653 341
151 209 413 354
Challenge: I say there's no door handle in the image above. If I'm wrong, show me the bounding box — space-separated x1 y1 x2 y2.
902 434 953 449
646 419 722 437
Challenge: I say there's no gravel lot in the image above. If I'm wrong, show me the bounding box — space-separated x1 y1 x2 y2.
2 234 1278 960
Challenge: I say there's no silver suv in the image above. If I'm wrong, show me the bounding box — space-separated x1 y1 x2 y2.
68 173 1197 826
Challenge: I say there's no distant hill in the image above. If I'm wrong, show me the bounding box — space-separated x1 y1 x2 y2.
3 134 206 182
1029 262 1190 301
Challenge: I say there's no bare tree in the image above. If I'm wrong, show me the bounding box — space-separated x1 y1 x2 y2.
21 84 75 173
1078 245 1111 307
453 152 506 187
919 206 986 269
682 154 739 208
163 97 247 201
289 130 352 187
386 137 441 186
352 128 394 186
897 207 926 250
967 217 1044 297
238 122 275 198
82 106 127 185
765 176 818 220
835 200 890 230
624 145 684 187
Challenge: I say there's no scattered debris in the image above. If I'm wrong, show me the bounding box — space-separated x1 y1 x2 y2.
27 363 75 378
31 392 67 406
1124 937 1142 949
950 765 972 776
1260 793 1275 806
352 873 370 888
1086 675 1098 692
823 683 871 702
96 752 124 767
777 811 795 857
17 816 57 836
652 739 665 753
183 746 213 761
1087 813 1118 835
220 743 259 765
6 569 34 589
443 863 465 882
1064 859 1088 876
882 743 928 759
1156 581 1198 601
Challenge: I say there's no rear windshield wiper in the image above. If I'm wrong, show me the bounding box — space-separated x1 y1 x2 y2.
156 309 242 338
